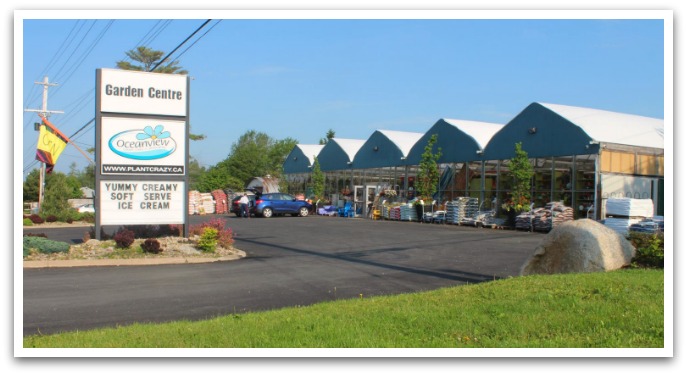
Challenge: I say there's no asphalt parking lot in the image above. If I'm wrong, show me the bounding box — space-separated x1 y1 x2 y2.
23 214 546 335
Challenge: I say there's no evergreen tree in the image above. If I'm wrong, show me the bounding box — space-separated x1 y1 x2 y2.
116 46 188 74
40 172 74 218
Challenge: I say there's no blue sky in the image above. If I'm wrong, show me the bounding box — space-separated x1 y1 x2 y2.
19 11 668 178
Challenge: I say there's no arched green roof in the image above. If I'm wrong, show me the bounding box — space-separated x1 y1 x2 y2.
483 102 663 160
406 118 503 164
352 130 424 169
282 144 324 174
317 138 365 172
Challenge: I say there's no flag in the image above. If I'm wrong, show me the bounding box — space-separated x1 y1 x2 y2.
35 123 68 173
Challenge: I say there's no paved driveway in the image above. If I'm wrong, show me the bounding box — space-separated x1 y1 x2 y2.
23 215 545 336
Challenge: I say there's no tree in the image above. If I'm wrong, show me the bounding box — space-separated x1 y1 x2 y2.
416 134 442 201
502 142 534 212
319 129 336 145
116 46 188 74
310 157 324 200
23 169 41 202
40 172 75 218
194 131 298 192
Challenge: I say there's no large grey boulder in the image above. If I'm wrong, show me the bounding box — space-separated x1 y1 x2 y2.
520 219 636 275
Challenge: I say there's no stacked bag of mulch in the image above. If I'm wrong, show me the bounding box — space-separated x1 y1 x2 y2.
211 189 229 214
188 190 201 215
515 202 574 232
446 197 479 224
534 202 574 232
199 192 215 214
400 203 418 221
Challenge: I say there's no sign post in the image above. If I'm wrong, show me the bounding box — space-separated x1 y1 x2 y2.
95 68 190 239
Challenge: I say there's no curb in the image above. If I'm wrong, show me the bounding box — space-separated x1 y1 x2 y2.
23 251 246 269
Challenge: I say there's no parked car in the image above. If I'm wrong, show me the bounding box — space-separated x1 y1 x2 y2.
252 193 312 218
77 203 95 213
230 194 256 217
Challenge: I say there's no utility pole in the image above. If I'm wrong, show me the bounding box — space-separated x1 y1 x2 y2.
25 76 64 212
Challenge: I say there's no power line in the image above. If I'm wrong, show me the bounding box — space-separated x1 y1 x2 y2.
150 19 212 72
170 20 222 62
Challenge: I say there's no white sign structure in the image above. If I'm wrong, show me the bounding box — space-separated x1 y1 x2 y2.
99 180 185 225
95 68 190 238
99 68 187 117
100 117 186 175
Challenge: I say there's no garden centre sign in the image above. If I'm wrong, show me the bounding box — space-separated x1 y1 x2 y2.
95 69 190 238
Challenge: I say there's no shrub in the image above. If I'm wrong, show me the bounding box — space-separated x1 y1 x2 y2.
79 212 95 223
23 236 70 256
113 229 136 249
86 227 111 241
197 227 218 253
141 238 163 254
28 214 44 224
190 218 234 248
66 218 74 224
45 215 58 223
23 218 33 226
629 232 664 269
125 225 180 239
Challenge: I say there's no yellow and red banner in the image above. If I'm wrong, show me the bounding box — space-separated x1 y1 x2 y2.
35 118 68 173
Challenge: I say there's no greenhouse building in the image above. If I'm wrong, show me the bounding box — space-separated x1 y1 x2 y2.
282 102 665 220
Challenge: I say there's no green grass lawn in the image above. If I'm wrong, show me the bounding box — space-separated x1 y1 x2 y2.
24 269 664 348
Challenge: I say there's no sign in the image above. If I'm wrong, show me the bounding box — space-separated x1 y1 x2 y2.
99 68 187 116
95 68 190 238
100 117 186 175
99 180 185 225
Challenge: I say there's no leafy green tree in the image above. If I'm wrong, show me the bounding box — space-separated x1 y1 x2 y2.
193 131 298 192
267 137 298 178
416 134 442 200
310 157 324 199
503 142 534 212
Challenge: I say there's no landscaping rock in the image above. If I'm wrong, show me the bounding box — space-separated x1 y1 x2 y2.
520 219 636 275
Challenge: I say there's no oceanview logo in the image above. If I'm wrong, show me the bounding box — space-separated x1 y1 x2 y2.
108 125 177 160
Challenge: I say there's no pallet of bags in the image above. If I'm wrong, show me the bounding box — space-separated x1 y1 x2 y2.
188 190 201 215
211 189 228 214
530 202 574 232
199 192 215 214
400 203 418 221
515 210 537 231
389 206 401 220
447 197 479 224
606 198 654 218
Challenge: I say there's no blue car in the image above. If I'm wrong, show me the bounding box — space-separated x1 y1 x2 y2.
252 193 312 218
